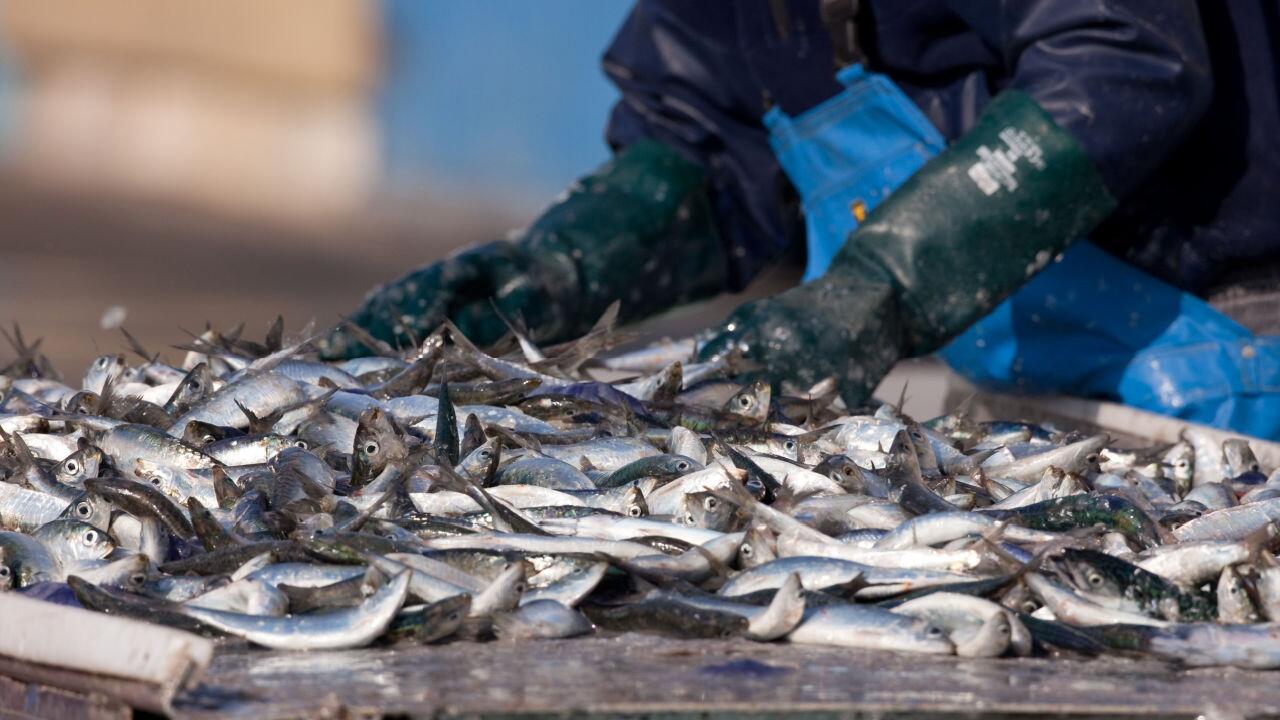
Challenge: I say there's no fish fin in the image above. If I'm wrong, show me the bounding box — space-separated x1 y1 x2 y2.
369 349 440 399
484 424 542 455
949 391 978 420
118 327 154 362
334 315 400 358
1246 526 1278 565
487 495 551 536
264 315 284 354
211 466 242 509
339 472 406 533
814 571 868 599
442 319 481 356
894 379 909 413
233 399 261 427
7 427 36 467
546 301 621 376
488 300 546 364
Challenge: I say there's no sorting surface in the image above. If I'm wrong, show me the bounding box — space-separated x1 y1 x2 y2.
174 636 1280 719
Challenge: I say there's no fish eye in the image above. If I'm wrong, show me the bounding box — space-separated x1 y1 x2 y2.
704 497 718 512
0 567 9 578
1087 573 1103 586
737 396 752 408
294 440 309 449
720 627 736 638
364 441 380 456
1086 453 1100 464
628 506 642 517
1252 463 1262 473
1232 585 1243 595
741 545 753 557
83 530 99 545
514 583 526 594
784 440 797 452
684 513 695 525
97 357 108 367
1020 601 1038 613
64 460 78 474
190 380 201 391
926 627 944 638
448 612 459 622
150 477 162 487
479 450 492 460
129 573 147 587
842 465 854 476
676 461 690 472
997 624 1010 636
75 502 91 518
1177 460 1190 469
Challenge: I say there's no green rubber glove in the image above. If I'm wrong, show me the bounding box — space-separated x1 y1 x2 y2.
699 91 1117 406
321 140 728 359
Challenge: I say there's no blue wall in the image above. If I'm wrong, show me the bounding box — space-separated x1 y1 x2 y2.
379 1 633 207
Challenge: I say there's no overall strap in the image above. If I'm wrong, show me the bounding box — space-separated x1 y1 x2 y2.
819 0 865 67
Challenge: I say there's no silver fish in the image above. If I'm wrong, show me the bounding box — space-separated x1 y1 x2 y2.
181 570 411 650
492 599 592 640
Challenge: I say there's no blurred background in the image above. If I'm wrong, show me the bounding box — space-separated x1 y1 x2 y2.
0 0 725 373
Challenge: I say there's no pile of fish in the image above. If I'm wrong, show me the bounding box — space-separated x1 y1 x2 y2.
3 310 1280 668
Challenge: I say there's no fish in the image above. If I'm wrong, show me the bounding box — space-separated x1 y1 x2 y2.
655 572 806 640
583 598 749 639
383 594 472 645
1217 565 1262 624
890 591 1030 656
787 603 954 654
180 570 411 650
492 599 593 640
0 317 1276 670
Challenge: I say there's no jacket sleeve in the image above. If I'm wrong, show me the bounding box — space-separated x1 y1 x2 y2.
953 0 1213 199
601 1 800 290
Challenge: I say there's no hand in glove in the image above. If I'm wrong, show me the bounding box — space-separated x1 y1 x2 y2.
700 92 1116 406
322 141 727 358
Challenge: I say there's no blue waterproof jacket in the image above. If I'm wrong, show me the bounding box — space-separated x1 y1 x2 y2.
603 1 1279 296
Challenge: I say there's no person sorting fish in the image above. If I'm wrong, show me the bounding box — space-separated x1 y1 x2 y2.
325 1 1280 438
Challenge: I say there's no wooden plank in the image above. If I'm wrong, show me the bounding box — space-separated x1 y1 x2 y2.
0 672 130 720
169 636 1280 719
0 594 212 716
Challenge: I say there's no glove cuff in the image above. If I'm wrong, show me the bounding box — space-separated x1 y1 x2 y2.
521 140 728 340
835 90 1117 354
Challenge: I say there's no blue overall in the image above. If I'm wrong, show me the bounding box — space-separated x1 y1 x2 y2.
764 65 945 282
766 66 1280 439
